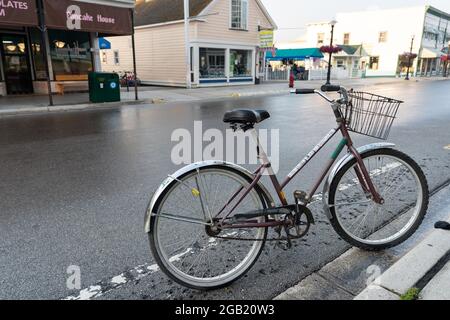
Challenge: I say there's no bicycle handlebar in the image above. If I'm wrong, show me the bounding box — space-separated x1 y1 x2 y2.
321 84 341 92
290 85 349 105
293 89 315 94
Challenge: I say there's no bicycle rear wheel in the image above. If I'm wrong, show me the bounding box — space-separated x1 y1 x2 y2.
148 166 268 290
328 148 429 251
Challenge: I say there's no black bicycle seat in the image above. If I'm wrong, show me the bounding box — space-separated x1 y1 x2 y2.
223 109 270 124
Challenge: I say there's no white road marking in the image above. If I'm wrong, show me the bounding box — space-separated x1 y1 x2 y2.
64 232 238 300
111 275 127 285
64 263 160 300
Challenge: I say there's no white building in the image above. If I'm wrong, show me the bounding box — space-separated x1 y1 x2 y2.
305 5 450 78
101 0 277 87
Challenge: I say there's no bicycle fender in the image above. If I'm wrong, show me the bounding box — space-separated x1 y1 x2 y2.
322 143 396 219
144 161 275 233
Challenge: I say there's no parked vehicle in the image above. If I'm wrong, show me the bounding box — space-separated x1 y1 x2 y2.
118 71 141 88
145 85 429 290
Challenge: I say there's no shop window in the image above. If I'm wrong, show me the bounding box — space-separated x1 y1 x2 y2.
423 31 438 41
369 56 379 70
317 33 325 46
379 32 388 43
48 30 93 81
336 59 345 68
199 48 226 79
343 33 350 45
230 49 252 78
114 51 120 65
231 0 248 30
29 28 47 80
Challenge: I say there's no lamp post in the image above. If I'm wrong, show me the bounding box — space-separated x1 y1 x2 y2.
325 19 337 85
444 41 450 78
184 0 191 89
405 35 415 80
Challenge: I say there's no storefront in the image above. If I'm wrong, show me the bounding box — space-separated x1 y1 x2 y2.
195 44 255 85
0 0 134 97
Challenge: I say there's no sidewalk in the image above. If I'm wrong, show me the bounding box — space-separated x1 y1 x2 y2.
275 185 450 301
0 76 448 117
355 212 450 300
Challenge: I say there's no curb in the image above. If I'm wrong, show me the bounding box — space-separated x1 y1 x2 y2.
229 89 287 98
274 183 450 301
0 78 448 117
0 99 146 117
354 211 450 300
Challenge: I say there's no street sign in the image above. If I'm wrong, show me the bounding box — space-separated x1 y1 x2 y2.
259 30 274 48
99 38 111 50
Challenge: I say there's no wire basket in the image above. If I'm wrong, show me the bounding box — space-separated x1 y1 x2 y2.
341 91 404 140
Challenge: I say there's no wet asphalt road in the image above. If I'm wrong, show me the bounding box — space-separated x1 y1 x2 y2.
0 80 450 300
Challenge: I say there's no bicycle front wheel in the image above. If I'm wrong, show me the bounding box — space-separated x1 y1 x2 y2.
328 148 429 251
148 166 268 290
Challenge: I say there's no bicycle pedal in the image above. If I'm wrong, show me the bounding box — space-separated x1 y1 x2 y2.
274 240 292 251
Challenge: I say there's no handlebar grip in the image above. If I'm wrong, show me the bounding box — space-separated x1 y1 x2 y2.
294 89 316 94
321 84 341 92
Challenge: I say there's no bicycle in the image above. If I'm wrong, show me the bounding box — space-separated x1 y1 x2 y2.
144 84 429 290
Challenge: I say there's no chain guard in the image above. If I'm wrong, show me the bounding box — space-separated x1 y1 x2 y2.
212 205 315 244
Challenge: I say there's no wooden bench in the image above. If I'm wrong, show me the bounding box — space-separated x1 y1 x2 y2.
56 81 89 95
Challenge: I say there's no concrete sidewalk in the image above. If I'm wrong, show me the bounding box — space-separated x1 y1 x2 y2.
355 211 450 300
0 76 448 117
274 184 450 301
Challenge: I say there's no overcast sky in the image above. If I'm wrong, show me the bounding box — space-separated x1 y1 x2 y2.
260 0 450 44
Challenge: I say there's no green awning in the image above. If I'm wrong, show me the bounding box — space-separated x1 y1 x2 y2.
266 48 324 61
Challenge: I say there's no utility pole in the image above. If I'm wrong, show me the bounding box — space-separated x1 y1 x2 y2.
131 8 138 100
405 35 415 81
184 0 191 89
447 40 450 77
37 0 53 106
444 41 450 78
325 20 337 85
442 20 449 77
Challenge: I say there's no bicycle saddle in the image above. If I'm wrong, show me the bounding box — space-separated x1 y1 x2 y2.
223 109 270 124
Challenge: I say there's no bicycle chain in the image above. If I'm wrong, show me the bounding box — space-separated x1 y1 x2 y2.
212 217 310 242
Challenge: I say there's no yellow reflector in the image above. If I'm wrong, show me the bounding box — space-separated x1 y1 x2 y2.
192 188 200 197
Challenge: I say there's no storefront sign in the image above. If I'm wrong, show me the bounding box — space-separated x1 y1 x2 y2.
259 30 274 48
43 0 132 35
0 0 38 26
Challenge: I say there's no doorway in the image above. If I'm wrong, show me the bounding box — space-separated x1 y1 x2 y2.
1 34 33 94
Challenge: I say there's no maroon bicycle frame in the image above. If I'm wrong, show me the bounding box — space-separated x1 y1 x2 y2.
217 120 383 230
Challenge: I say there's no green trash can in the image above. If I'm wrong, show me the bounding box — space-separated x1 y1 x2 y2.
88 72 120 103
